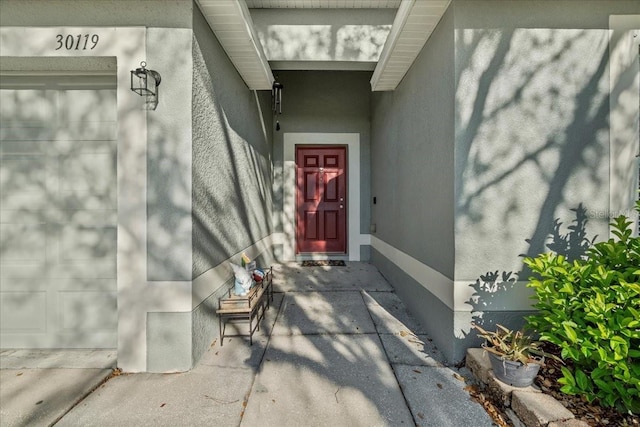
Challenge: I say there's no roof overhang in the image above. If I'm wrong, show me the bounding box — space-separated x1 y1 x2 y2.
197 0 451 91
371 0 451 91
197 0 274 90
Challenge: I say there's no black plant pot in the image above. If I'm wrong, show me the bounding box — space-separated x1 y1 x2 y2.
486 350 542 387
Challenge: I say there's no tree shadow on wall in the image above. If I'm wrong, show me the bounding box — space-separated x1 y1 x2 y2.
463 204 595 345
541 203 595 264
261 24 389 62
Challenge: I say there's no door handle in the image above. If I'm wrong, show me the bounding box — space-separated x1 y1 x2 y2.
340 205 344 209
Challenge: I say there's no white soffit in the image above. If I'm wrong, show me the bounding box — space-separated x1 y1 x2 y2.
246 0 400 8
197 0 274 90
371 0 451 91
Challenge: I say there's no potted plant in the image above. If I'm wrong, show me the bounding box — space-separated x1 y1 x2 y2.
472 323 551 387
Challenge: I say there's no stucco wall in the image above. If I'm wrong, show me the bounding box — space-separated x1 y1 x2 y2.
0 0 275 372
192 7 273 277
369 4 456 360
0 0 192 27
146 27 194 281
190 5 274 365
0 0 202 373
452 0 640 348
371 0 639 364
143 22 195 370
370 7 456 278
453 0 640 281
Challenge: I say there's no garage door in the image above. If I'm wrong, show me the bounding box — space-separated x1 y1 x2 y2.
0 73 117 348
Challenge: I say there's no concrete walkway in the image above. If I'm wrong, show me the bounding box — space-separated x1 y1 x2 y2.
1 262 494 427
0 350 116 426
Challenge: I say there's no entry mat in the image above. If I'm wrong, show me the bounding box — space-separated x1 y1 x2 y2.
301 260 346 267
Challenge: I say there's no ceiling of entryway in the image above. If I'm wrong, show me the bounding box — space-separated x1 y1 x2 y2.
196 0 450 91
244 0 401 7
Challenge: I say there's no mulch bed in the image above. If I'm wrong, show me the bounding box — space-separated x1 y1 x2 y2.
535 343 639 427
300 260 346 267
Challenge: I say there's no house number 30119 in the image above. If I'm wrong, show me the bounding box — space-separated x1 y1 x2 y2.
55 34 99 51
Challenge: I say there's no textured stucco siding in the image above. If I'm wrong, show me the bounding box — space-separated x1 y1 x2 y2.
147 27 194 281
451 0 639 353
190 5 274 365
369 0 639 364
191 281 228 367
370 6 456 279
147 311 192 372
453 0 640 282
192 6 273 277
452 0 639 341
0 0 193 28
372 250 456 362
141 24 195 371
369 4 457 361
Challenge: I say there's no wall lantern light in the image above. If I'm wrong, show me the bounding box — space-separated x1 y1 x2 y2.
272 81 283 114
272 81 283 131
130 61 161 110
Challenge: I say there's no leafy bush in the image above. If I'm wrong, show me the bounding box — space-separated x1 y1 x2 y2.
524 202 640 414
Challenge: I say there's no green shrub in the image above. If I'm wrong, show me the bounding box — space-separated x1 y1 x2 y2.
524 202 640 414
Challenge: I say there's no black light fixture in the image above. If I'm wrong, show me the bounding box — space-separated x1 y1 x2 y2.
272 81 283 131
130 61 161 110
272 81 283 114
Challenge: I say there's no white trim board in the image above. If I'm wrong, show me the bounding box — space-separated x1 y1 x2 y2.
192 234 274 309
283 132 363 261
371 236 534 312
609 16 640 237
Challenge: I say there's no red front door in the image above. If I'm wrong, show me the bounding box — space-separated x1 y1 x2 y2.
296 146 347 253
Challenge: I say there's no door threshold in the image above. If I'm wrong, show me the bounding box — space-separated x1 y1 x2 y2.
295 254 349 262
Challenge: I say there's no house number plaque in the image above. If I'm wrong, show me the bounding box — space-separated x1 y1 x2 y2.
55 34 100 51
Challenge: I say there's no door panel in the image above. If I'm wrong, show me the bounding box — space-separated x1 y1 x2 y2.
305 212 319 240
304 171 319 201
324 211 339 239
296 146 347 253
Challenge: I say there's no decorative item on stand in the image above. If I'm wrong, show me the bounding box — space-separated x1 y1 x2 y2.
472 323 558 387
272 80 283 131
130 61 161 110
